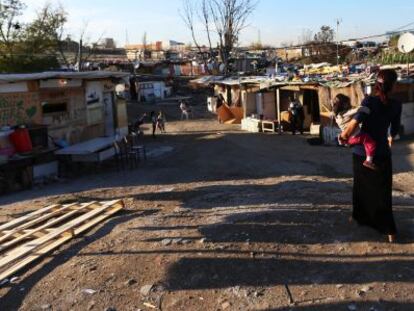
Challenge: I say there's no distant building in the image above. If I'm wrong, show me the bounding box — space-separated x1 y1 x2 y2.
94 38 117 50
137 81 172 102
125 40 188 61
125 41 164 60
167 40 186 52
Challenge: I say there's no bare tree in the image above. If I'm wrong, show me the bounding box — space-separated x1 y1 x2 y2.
181 0 257 74
210 0 256 73
299 28 313 45
181 0 210 72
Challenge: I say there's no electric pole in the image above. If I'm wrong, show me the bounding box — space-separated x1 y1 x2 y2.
78 39 83 72
336 18 342 67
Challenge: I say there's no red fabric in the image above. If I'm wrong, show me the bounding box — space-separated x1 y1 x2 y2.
348 133 376 157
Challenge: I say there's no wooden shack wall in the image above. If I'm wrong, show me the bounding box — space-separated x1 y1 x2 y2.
317 83 365 126
0 91 42 126
262 92 276 120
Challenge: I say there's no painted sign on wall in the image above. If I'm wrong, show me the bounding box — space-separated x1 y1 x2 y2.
0 93 41 126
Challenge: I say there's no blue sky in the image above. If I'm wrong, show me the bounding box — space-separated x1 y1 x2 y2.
22 0 414 47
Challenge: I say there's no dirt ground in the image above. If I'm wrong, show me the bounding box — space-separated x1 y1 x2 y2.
0 98 414 311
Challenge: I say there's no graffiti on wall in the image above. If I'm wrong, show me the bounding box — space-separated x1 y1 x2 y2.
0 93 41 126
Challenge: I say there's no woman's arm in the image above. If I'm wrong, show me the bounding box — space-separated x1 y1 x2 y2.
340 97 371 140
340 119 359 140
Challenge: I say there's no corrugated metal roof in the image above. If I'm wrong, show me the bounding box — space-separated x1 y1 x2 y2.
0 71 129 84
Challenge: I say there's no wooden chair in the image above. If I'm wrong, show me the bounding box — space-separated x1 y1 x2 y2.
113 139 138 170
129 133 147 161
123 137 140 168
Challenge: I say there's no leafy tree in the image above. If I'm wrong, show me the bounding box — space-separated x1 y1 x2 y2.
0 0 67 73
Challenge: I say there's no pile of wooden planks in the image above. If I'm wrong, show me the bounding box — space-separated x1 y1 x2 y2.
0 200 124 281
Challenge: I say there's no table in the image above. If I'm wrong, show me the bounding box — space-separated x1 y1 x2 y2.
55 136 120 163
262 120 277 133
55 137 117 156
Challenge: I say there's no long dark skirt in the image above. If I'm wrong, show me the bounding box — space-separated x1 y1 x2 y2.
352 154 396 235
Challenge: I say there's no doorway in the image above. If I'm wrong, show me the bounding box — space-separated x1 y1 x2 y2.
303 89 320 123
103 92 115 137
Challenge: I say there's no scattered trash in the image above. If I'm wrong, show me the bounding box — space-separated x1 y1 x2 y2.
221 301 231 309
10 276 20 284
336 284 344 289
161 239 172 246
143 302 157 309
348 303 357 311
199 238 207 244
284 284 294 305
82 288 97 295
140 284 153 296
40 304 51 310
172 238 183 245
361 285 373 292
158 187 175 193
357 285 373 296
254 289 265 297
125 279 137 286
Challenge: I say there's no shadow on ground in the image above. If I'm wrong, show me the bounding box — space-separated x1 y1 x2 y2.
0 209 159 311
0 129 412 205
261 301 414 311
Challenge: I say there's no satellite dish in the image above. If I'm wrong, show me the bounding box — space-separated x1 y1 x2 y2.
398 32 414 53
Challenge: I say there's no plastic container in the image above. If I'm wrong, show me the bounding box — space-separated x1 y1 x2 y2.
9 128 33 153
0 130 15 157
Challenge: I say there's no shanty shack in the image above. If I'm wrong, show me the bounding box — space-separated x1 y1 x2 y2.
0 71 129 142
0 71 129 193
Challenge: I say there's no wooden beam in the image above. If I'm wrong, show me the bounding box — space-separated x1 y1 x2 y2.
0 202 98 252
0 205 61 232
0 203 79 244
0 200 124 281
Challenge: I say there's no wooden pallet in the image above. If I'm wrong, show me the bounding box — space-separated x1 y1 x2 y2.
0 200 124 281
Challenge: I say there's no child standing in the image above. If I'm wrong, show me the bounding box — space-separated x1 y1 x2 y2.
150 111 157 138
332 94 377 170
157 111 166 133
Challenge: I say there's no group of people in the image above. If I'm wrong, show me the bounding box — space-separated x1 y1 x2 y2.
133 111 166 138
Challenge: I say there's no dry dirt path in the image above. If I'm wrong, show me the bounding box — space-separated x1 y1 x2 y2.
0 116 414 311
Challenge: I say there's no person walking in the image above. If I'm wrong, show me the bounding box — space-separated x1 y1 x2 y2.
180 101 189 120
340 69 401 243
157 111 166 133
288 96 304 135
150 111 157 138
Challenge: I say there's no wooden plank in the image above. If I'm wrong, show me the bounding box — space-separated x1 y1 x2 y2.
0 205 61 232
0 202 98 252
2 229 54 236
0 200 121 271
0 200 124 281
0 203 79 244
